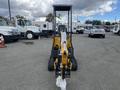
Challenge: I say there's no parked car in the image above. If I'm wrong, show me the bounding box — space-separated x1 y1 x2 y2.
104 27 111 32
88 27 105 38
16 19 40 39
76 27 84 34
84 26 93 34
0 18 20 43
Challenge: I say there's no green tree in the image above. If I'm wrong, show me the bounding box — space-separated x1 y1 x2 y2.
0 16 9 24
16 15 25 19
0 16 4 19
85 20 93 24
92 20 102 25
0 16 8 21
46 13 54 22
105 22 111 25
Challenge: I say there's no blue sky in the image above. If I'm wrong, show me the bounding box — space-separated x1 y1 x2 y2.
79 0 120 22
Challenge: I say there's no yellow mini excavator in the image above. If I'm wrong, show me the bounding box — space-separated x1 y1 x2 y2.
48 5 77 80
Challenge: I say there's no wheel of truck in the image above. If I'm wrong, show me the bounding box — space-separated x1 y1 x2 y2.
118 31 120 36
48 57 54 71
71 57 78 71
26 32 34 39
81 31 84 34
102 35 105 38
88 34 91 37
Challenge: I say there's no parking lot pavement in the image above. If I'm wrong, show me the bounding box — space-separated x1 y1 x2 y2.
0 33 120 90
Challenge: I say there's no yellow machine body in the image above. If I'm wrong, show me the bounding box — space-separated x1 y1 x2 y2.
53 36 61 49
61 43 68 65
53 34 72 67
53 36 72 49
48 5 77 79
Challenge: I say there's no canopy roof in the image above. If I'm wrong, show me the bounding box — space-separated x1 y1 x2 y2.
53 5 72 11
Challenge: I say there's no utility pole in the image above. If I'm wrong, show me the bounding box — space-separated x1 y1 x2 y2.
8 0 11 21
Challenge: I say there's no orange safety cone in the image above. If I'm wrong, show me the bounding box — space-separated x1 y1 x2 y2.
0 35 6 48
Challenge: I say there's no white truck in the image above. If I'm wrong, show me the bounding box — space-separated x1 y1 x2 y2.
0 18 20 42
112 23 120 35
33 21 54 37
88 27 105 38
16 19 40 39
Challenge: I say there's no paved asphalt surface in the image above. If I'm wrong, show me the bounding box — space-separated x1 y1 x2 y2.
0 33 120 90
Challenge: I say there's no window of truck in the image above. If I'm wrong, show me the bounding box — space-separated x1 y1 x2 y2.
24 20 32 26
